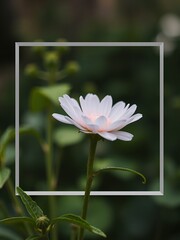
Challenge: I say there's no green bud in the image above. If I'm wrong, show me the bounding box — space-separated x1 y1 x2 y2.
24 64 39 78
44 51 59 69
65 61 80 75
36 215 50 233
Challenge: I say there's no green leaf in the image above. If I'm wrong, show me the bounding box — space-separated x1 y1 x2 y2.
25 235 42 240
0 167 11 189
0 127 15 160
19 125 46 151
0 217 35 225
93 167 146 184
52 214 106 238
0 226 22 240
30 83 71 111
17 187 44 220
53 127 84 147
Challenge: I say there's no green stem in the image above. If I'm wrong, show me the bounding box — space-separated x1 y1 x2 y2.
45 70 58 240
79 135 98 240
6 178 32 235
45 108 58 240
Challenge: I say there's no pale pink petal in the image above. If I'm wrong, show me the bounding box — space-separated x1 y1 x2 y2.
122 104 137 118
86 123 99 132
81 115 100 132
95 116 107 129
98 132 117 141
79 96 87 114
99 95 112 116
109 101 125 120
106 119 126 131
109 102 130 122
126 113 143 124
113 131 133 141
61 95 82 115
52 113 72 124
65 117 86 131
60 103 78 121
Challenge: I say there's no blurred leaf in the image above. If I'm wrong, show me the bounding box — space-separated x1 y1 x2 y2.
30 84 71 111
0 167 11 189
52 214 106 238
17 187 44 220
152 180 180 208
19 125 44 145
94 167 146 184
56 198 112 237
0 217 35 225
0 226 22 240
25 236 42 240
4 144 15 165
0 127 15 160
53 127 84 147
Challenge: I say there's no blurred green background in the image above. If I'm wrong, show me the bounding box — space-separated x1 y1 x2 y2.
0 0 180 239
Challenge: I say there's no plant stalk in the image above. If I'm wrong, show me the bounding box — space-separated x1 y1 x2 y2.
45 107 58 240
45 69 58 240
78 135 98 240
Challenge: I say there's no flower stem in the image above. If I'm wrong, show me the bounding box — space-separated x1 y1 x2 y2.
79 135 98 240
45 66 58 240
46 108 58 240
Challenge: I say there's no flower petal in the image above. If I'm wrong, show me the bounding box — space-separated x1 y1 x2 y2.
109 101 129 122
113 131 134 141
80 94 100 116
59 95 83 121
109 101 125 118
127 113 143 124
65 117 86 131
52 113 72 124
98 132 117 141
99 95 112 116
95 116 107 130
106 119 126 131
122 104 137 118
86 123 99 132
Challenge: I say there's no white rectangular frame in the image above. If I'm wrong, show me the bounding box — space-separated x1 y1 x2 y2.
15 42 164 196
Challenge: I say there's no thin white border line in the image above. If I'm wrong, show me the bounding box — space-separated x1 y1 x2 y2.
15 42 164 196
15 43 19 194
159 43 164 194
16 42 162 47
22 191 163 196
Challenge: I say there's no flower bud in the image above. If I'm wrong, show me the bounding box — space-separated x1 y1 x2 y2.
24 64 39 78
44 51 59 69
65 61 80 75
36 215 50 233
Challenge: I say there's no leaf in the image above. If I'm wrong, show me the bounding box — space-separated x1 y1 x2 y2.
93 167 146 184
0 226 22 240
30 83 71 111
25 235 42 240
0 127 15 159
17 187 44 220
0 217 35 225
19 125 46 151
53 127 84 147
52 214 106 238
0 167 11 189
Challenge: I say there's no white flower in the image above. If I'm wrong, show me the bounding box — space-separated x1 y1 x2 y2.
52 94 142 141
